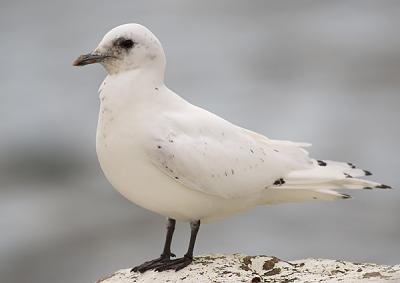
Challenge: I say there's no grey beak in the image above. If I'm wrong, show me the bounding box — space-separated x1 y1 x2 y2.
73 53 111 66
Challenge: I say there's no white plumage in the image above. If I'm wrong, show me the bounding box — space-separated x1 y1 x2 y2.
77 24 390 223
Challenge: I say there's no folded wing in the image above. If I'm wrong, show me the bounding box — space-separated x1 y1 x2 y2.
146 107 313 199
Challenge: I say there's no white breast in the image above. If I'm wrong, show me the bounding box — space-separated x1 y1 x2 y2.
95 74 258 222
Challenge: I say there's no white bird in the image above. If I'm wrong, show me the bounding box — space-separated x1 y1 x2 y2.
73 23 391 272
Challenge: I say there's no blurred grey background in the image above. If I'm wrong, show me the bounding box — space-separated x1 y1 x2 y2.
1 1 399 282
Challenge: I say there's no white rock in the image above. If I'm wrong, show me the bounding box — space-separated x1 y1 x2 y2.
96 254 400 283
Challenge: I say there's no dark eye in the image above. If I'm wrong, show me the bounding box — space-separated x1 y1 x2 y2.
119 39 135 49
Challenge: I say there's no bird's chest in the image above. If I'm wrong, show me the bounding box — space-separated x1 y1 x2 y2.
95 87 167 191
96 91 145 168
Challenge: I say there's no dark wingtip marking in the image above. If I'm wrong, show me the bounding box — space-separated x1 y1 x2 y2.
363 170 372 176
317 160 327 166
341 194 352 199
376 184 392 189
273 178 286 186
347 162 356 169
363 187 373 190
344 173 353 178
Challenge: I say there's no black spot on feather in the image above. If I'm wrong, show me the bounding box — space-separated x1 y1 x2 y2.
341 194 351 199
273 178 285 186
363 187 373 190
376 184 392 189
344 173 352 178
347 162 356 169
317 160 327 166
363 170 372 176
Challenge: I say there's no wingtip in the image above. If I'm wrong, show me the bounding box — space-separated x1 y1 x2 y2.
375 184 392 189
341 193 352 199
363 170 373 176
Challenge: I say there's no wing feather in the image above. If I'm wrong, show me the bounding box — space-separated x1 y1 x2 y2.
146 107 312 199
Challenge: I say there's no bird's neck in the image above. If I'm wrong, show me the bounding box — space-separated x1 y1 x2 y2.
107 67 165 90
99 67 167 112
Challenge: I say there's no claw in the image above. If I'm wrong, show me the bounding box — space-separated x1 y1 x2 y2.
131 255 172 273
154 256 193 272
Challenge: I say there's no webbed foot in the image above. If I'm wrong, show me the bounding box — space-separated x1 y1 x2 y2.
154 255 193 272
131 253 175 273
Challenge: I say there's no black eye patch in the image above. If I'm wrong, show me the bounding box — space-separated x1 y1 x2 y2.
115 38 135 49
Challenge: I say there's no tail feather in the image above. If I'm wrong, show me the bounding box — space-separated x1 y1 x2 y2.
263 159 392 205
261 188 351 205
281 178 383 190
281 159 391 190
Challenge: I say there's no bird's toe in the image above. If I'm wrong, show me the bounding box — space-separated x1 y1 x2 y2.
131 256 172 273
154 256 193 272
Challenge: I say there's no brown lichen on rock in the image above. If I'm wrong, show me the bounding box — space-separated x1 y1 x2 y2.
97 254 400 283
363 271 383 278
331 269 345 275
240 256 253 271
264 267 281 276
263 256 280 271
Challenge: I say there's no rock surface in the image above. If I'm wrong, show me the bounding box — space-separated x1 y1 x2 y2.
96 254 400 283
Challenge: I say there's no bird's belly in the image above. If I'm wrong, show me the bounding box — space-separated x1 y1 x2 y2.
96 122 256 222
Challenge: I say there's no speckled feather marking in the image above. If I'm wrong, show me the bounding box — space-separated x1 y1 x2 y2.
147 120 315 199
282 159 392 191
148 120 391 202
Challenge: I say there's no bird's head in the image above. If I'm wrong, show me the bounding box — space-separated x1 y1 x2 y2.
73 23 166 75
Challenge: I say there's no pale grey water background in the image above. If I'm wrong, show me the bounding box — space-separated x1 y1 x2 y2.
1 1 400 282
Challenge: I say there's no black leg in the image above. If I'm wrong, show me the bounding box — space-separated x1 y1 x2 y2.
184 220 200 259
155 220 200 272
162 218 176 257
131 218 176 273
